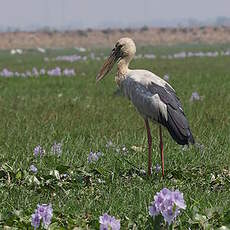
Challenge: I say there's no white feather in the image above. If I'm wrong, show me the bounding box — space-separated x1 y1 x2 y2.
119 70 169 122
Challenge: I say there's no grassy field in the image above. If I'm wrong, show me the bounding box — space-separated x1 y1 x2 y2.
0 44 230 229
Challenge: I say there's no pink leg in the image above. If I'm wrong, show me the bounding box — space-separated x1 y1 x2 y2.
145 119 152 176
159 125 164 177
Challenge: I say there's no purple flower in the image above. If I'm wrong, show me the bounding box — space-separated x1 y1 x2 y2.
30 165 38 173
149 202 159 217
31 204 53 229
172 190 186 209
88 151 100 163
155 164 161 173
34 145 45 157
32 67 39 77
162 208 178 225
47 67 61 76
0 67 76 78
190 92 200 102
1 68 14 77
38 204 53 229
51 142 62 155
99 213 120 230
149 188 186 225
31 212 41 229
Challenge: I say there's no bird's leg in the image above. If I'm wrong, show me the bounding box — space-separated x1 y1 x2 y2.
144 119 152 176
159 125 164 177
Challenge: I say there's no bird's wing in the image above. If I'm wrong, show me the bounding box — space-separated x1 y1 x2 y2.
147 81 184 114
127 69 183 112
123 70 194 145
147 80 194 145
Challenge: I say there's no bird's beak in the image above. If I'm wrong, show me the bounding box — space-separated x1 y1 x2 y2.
96 46 121 82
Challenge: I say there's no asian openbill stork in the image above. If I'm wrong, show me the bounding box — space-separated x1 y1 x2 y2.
96 37 195 177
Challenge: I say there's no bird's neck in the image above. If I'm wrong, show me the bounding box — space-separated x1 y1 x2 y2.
116 55 133 86
115 61 128 86
117 56 132 75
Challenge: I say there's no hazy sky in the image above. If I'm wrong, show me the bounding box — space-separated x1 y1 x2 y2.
0 0 230 29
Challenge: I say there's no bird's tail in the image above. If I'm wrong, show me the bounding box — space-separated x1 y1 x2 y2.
161 106 195 145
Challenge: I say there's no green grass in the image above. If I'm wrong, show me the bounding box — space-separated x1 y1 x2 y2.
0 44 230 229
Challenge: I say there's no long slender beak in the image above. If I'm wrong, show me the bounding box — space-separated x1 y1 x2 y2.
96 46 121 82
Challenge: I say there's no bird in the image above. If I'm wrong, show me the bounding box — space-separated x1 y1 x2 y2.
96 37 195 177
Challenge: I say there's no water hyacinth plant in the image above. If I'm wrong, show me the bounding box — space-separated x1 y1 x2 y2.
149 188 186 225
0 67 75 78
155 164 161 174
31 204 53 229
51 142 62 155
30 165 38 173
88 151 102 163
47 67 62 76
34 145 45 157
99 213 120 230
32 67 39 77
189 91 201 102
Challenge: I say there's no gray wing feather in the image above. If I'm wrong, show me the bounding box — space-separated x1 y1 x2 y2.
121 77 161 120
148 82 184 113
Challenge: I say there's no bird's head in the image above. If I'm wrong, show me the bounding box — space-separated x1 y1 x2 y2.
96 37 136 82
